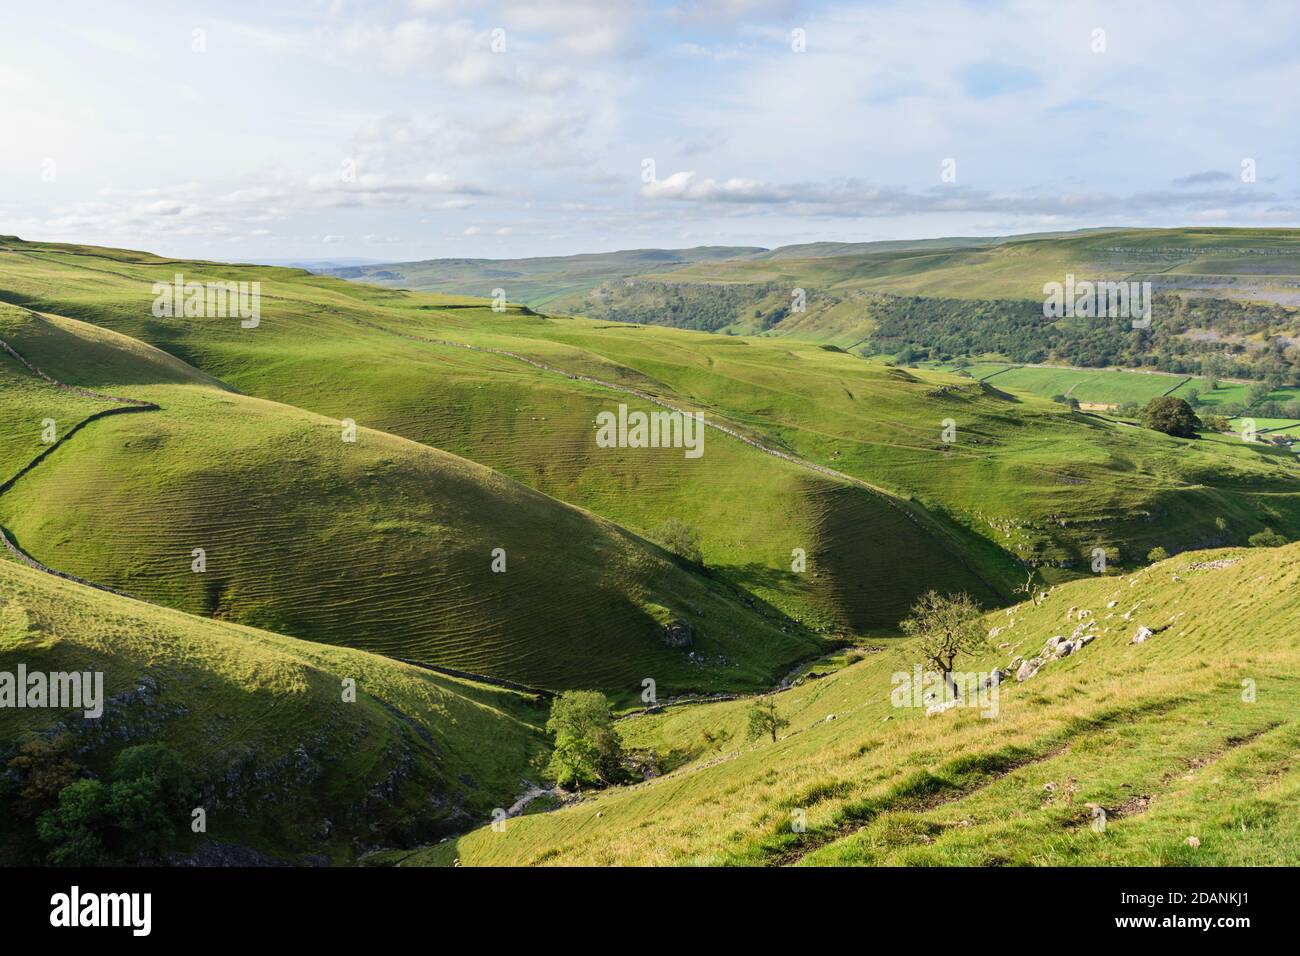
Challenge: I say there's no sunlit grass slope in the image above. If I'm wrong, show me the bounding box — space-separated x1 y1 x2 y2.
639 227 1300 301
0 559 547 864
0 237 1012 631
386 543 1300 866
0 306 819 699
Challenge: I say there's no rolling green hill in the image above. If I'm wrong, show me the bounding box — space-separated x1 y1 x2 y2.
0 558 548 865
4 234 1300 869
4 234 1300 614
380 542 1300 866
0 236 1013 641
539 230 1300 383
0 304 820 699
322 246 766 306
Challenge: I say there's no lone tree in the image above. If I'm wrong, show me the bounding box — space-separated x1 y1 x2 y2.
545 690 625 790
746 696 789 743
655 518 704 565
900 591 986 695
1140 396 1201 438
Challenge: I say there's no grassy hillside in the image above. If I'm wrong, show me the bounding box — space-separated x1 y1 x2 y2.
5 234 1300 600
0 306 821 700
0 236 1013 637
543 230 1300 392
0 559 548 864
632 227 1300 303
382 542 1300 866
322 246 765 306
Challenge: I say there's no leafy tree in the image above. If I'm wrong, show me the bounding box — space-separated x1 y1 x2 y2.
745 697 789 743
1183 386 1200 407
108 745 191 856
1140 396 1201 438
35 744 192 865
655 518 704 565
1247 382 1273 406
900 591 986 695
545 691 624 789
1248 529 1287 548
36 779 111 866
1147 546 1170 563
6 737 82 820
111 744 188 804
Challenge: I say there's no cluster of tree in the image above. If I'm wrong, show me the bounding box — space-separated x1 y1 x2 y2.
864 293 1300 384
543 687 798 792
3 739 194 865
574 280 785 333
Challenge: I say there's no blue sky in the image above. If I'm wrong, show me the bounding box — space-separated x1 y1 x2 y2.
1 0 1297 261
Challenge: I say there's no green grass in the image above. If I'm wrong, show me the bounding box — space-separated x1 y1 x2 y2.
0 559 549 864
637 227 1300 301
382 543 1300 866
323 246 765 306
6 234 1300 602
975 366 1197 405
0 236 1012 638
5 234 1300 867
0 315 818 701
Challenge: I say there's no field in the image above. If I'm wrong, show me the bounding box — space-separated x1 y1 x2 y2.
380 544 1300 866
968 364 1200 405
1228 418 1300 440
931 360 1300 417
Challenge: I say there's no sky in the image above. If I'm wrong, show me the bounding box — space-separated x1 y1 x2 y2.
1 0 1297 262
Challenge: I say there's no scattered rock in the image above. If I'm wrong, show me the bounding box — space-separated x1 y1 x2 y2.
1185 836 1200 848
1187 558 1240 572
1131 626 1154 645
1016 658 1043 682
661 617 693 648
